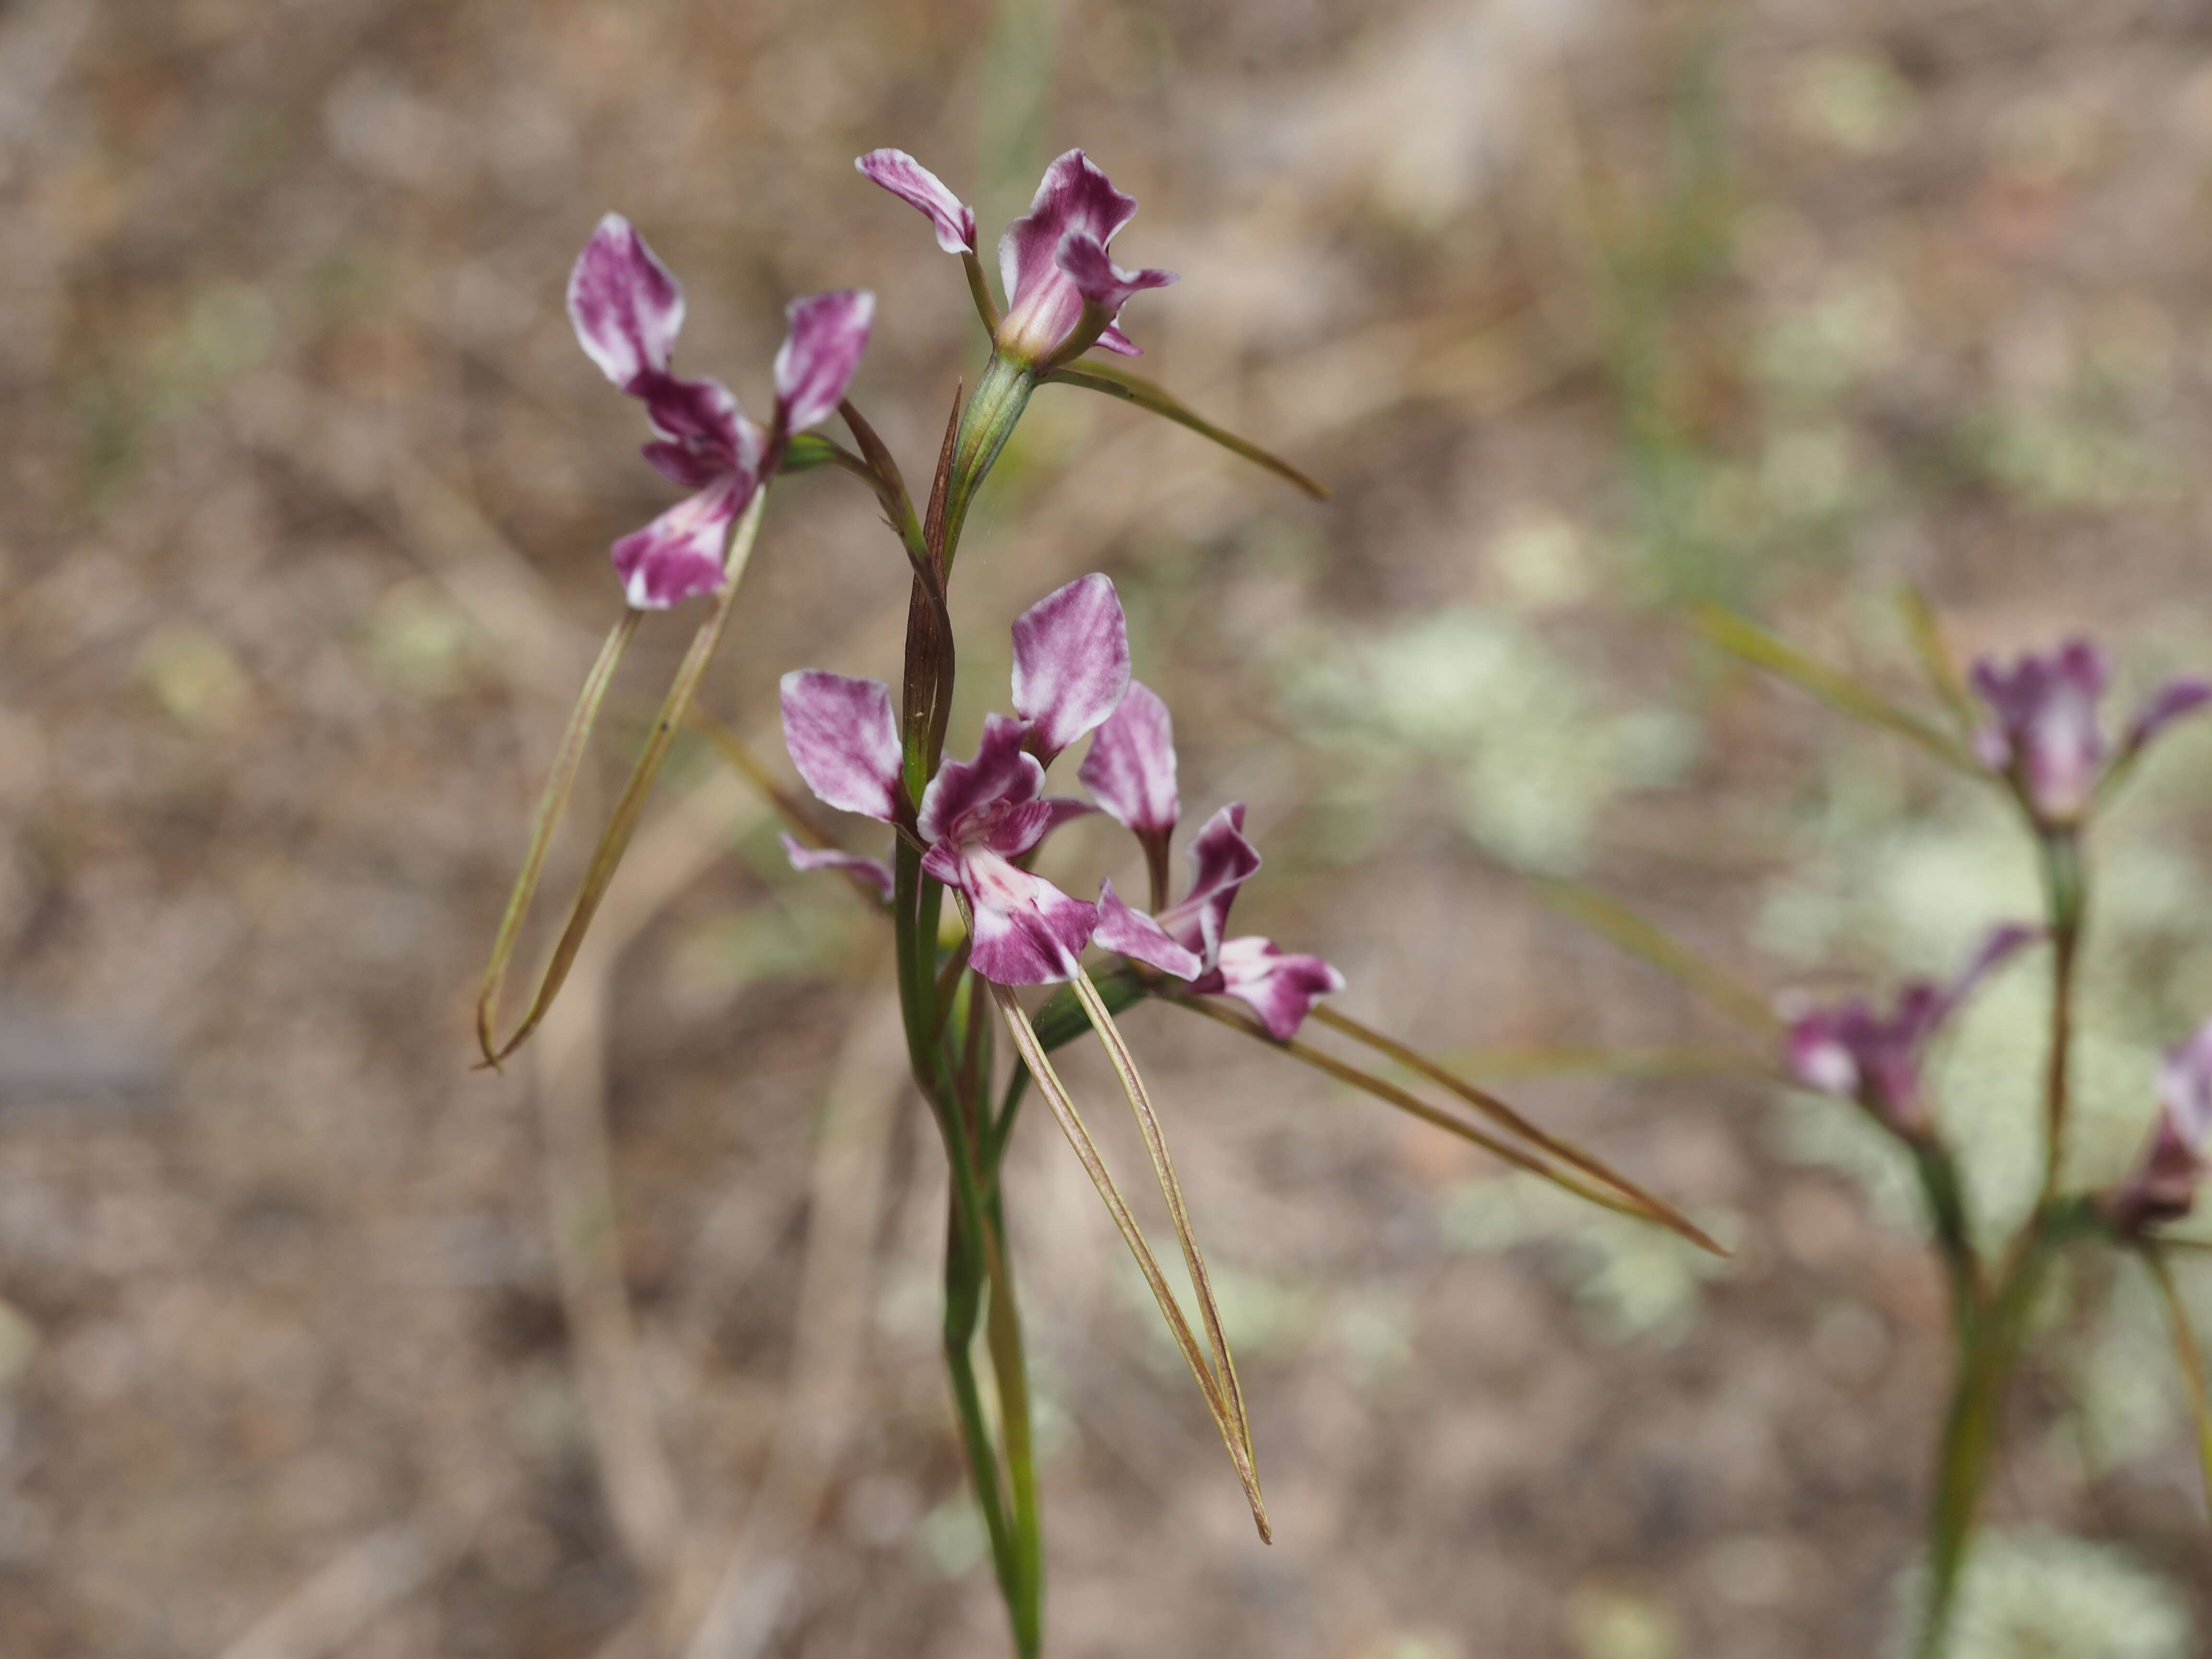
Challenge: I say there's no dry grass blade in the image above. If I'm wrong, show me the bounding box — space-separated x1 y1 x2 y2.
1045 362 1329 498
1310 1004 1725 1254
1529 875 1780 1038
476 611 641 1064
1439 1042 1777 1081
481 491 769 1067
991 984 1271 1541
1162 993 1695 1239
2145 1248 2212 1523
1693 602 1979 775
1069 974 1257 1479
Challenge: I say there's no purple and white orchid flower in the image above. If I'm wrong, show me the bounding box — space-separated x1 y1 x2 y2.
1786 926 2040 1137
779 575 1131 985
568 215 875 609
857 147 1176 364
2104 1017 2212 1232
1968 639 2211 825
1083 682 1346 1040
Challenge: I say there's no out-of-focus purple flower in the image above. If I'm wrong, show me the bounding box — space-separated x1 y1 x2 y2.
857 146 1175 363
2104 1018 2212 1232
1085 684 1345 1039
568 216 872 610
773 290 876 433
1786 926 2040 1136
1969 640 2211 824
778 577 1133 984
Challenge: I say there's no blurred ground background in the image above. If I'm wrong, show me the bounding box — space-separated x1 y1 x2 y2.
3 0 2212 1654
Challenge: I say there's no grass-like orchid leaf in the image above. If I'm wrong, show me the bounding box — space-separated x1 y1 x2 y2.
1897 582 1977 738
1529 875 1780 1037
1693 602 1979 774
1045 361 1328 499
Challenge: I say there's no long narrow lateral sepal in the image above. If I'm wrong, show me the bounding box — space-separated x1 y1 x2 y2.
1045 360 1328 499
991 984 1271 1540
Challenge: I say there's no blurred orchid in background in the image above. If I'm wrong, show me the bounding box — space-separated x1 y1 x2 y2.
1968 639 2210 825
2104 1017 2212 1233
1786 925 2039 1137
858 146 1175 364
567 214 873 608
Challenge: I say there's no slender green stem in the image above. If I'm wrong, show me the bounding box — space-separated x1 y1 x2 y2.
2142 1247 2212 1526
1916 1229 2053 1659
2037 831 2084 1207
1910 1139 1983 1350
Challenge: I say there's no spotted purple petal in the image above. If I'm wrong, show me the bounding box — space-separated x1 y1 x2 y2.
779 833 893 900
1094 879 1203 979
855 149 978 255
918 714 1044 844
780 670 906 823
1080 680 1179 839
1156 803 1261 962
926 844 1097 985
996 150 1141 361
1205 937 1345 1041
611 475 741 609
773 290 876 435
1010 574 1131 760
568 214 685 391
2122 676 2212 759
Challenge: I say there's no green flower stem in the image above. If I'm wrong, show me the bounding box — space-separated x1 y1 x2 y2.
1917 1233 2053 1659
1910 1140 1982 1350
2037 830 2084 1207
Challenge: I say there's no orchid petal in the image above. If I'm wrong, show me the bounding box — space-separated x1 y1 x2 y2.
778 833 893 899
941 845 1096 985
1056 231 1176 319
1206 937 1345 1041
773 289 876 434
1095 879 1202 979
779 670 906 823
996 149 1142 361
610 475 741 609
1094 322 1142 358
637 373 762 489
1927 924 2042 1032
1157 803 1261 962
1080 680 1179 838
1011 574 1131 759
1787 1008 1866 1099
855 149 978 254
568 214 685 391
917 713 1044 843
2113 1017 2212 1228
981 797 1061 861
2123 676 2212 757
